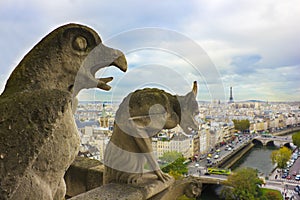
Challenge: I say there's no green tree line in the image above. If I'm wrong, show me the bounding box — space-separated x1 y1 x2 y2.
232 119 250 133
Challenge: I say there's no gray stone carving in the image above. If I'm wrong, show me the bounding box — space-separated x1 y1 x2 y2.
103 81 199 198
64 158 203 200
149 177 202 200
0 23 127 200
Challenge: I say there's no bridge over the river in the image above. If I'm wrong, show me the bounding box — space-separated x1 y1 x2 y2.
253 135 293 146
192 173 290 196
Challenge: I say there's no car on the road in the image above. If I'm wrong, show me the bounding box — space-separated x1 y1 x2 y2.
214 155 219 159
227 147 232 151
206 163 213 167
292 154 298 160
283 168 289 173
293 171 297 176
287 175 292 180
294 185 300 192
199 154 206 160
282 173 288 179
289 159 295 166
295 174 300 181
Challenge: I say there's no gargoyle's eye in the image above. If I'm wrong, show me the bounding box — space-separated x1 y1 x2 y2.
72 36 87 51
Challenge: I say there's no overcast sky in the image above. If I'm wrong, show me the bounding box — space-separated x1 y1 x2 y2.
1 0 299 102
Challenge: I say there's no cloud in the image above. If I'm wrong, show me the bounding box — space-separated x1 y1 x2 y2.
184 0 300 69
0 0 299 101
221 64 300 101
230 54 262 74
90 50 216 102
102 28 226 101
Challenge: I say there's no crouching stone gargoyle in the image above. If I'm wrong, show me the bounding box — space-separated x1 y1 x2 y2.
104 81 199 198
0 23 127 200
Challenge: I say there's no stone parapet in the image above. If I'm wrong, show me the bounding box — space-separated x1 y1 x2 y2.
69 183 145 200
64 156 104 198
65 157 202 199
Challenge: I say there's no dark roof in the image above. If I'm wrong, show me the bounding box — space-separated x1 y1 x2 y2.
75 119 100 128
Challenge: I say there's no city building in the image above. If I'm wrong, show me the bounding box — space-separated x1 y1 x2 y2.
152 131 192 158
74 100 300 163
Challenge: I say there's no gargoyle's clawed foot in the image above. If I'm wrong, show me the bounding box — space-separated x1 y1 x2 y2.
97 77 113 90
155 170 173 183
127 174 142 185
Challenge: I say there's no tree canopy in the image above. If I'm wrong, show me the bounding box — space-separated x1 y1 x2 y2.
232 119 250 133
159 151 182 163
263 190 282 200
221 167 263 200
160 151 188 179
271 146 292 169
292 131 300 149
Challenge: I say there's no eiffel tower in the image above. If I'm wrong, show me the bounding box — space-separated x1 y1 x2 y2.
229 86 234 103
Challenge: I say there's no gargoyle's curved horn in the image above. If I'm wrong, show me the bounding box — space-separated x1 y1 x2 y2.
192 81 197 96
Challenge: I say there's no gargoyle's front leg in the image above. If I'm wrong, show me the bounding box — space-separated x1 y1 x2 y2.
133 134 172 182
154 170 173 183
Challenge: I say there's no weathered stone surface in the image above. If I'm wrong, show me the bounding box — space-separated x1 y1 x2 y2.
69 184 145 200
0 23 127 200
67 174 201 200
69 176 175 200
103 82 199 197
64 156 104 197
149 177 202 200
65 157 201 199
0 90 76 200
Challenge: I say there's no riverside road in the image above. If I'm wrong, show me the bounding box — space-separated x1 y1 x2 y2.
188 127 300 200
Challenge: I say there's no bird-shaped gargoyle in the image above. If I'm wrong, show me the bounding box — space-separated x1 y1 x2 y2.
0 23 127 200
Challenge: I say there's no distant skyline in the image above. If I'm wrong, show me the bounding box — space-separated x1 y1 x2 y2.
1 0 299 102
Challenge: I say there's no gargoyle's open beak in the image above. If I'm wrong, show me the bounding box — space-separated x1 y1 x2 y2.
111 50 127 72
96 50 127 91
73 45 127 95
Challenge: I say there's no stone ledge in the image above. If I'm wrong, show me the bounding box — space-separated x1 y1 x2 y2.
67 173 175 200
64 157 202 200
69 184 145 200
64 156 104 198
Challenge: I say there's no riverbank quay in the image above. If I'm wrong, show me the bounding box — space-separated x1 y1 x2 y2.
266 146 300 199
215 141 254 169
216 127 300 169
264 180 300 200
273 127 300 136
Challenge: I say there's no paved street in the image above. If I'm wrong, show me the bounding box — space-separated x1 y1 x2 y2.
189 134 254 171
188 130 300 199
262 180 299 200
268 152 300 200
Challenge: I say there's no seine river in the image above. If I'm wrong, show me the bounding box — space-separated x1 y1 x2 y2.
199 144 277 200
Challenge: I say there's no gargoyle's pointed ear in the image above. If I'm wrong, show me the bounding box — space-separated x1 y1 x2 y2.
192 81 197 96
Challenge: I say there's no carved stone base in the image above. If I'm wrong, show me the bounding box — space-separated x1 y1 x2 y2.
149 177 202 200
69 176 204 200
69 183 144 200
133 173 175 199
69 174 175 200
